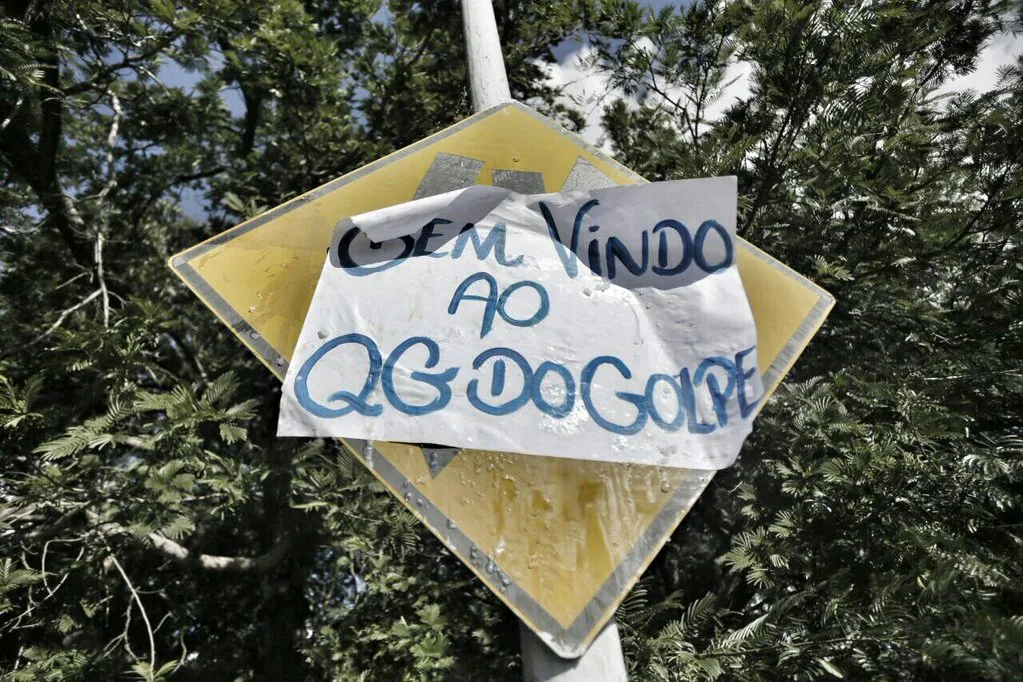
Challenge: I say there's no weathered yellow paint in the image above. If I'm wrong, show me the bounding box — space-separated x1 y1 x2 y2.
186 105 635 369
736 243 823 387
169 102 833 657
376 443 695 628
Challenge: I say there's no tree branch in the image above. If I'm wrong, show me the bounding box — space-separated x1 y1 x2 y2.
1 119 93 266
61 34 178 98
144 532 291 573
94 233 110 327
96 516 291 574
238 83 263 155
107 553 156 680
95 90 122 204
0 289 102 360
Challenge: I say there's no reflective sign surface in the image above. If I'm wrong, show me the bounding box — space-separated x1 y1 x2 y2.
169 102 833 658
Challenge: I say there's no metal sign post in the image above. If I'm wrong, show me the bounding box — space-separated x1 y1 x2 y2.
458 1 627 679
460 0 513 111
521 622 628 682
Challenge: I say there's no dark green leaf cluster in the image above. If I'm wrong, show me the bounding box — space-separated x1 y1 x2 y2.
0 0 586 679
591 0 1023 679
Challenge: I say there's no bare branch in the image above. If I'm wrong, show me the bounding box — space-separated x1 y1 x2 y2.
1 122 90 262
95 232 109 327
143 531 291 573
107 553 156 680
95 515 291 573
922 369 1023 382
52 271 89 292
95 90 122 204
0 96 24 132
90 89 119 328
0 289 102 360
41 541 84 599
62 34 178 98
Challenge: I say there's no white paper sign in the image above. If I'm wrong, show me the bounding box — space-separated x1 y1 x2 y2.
277 177 762 469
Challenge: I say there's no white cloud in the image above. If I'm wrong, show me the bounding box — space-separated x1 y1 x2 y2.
937 30 1023 96
703 58 754 121
543 30 1021 147
541 39 753 149
538 42 621 150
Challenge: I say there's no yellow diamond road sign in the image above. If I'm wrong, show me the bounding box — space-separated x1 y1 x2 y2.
169 101 834 658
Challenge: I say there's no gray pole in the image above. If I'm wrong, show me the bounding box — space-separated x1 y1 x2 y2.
458 1 629 679
459 0 512 110
520 622 629 682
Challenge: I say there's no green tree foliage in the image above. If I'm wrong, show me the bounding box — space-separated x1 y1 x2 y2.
591 0 1023 679
0 0 1020 680
0 1 588 679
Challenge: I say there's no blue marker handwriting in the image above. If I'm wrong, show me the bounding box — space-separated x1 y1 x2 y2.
448 272 550 338
334 203 733 283
295 333 761 436
302 197 757 439
336 220 522 276
538 201 734 280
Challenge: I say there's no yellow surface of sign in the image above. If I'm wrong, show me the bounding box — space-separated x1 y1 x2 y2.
169 102 833 658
